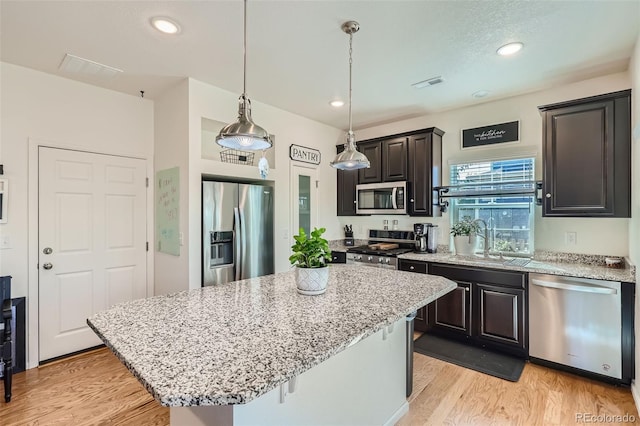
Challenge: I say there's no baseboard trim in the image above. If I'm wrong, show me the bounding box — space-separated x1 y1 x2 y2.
384 401 409 426
631 380 640 414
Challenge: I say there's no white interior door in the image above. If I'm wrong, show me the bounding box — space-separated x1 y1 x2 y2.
291 163 318 237
38 147 147 361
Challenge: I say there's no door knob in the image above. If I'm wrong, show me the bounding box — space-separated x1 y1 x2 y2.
42 263 53 270
545 193 551 198
43 247 53 255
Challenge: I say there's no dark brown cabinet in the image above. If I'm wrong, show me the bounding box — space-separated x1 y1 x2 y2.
328 251 347 264
428 281 472 337
336 145 358 216
336 127 443 217
382 137 408 181
398 259 429 331
407 129 443 216
357 141 382 184
401 260 528 357
475 283 524 350
538 89 631 217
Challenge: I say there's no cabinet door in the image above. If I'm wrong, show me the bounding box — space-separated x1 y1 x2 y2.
398 259 428 331
428 281 472 337
474 283 525 350
382 137 407 181
328 251 347 264
541 90 630 217
336 145 358 216
358 141 382 184
407 132 442 216
415 305 428 332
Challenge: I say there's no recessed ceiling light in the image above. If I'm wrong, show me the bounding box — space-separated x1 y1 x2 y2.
330 100 345 107
151 17 181 34
472 90 490 99
497 42 523 56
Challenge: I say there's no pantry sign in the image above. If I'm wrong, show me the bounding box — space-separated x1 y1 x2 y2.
289 144 321 165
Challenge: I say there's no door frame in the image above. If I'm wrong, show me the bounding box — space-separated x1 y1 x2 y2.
289 162 319 238
27 138 153 369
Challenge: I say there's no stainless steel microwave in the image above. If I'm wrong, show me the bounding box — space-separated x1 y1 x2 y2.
356 181 407 215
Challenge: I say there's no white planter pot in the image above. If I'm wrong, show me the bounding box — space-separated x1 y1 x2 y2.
453 234 478 256
295 266 329 295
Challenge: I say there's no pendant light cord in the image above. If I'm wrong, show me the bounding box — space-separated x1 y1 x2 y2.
348 31 353 134
243 0 247 98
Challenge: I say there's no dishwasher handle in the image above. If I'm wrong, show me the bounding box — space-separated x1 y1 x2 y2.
530 278 618 295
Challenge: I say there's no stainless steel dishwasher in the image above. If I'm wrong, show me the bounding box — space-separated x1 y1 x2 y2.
529 273 622 379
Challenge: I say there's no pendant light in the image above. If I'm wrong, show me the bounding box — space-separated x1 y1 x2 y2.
216 0 272 150
330 21 370 170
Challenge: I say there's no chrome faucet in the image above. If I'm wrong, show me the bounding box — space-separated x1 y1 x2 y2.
473 218 490 258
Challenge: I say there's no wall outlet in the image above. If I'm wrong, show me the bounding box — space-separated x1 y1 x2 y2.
565 231 577 245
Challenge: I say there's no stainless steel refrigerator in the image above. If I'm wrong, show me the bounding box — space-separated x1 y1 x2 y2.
202 181 274 287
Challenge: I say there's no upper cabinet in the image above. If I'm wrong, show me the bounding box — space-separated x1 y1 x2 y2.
538 90 631 217
407 130 443 217
336 127 444 217
357 141 383 183
336 145 358 216
382 137 408 181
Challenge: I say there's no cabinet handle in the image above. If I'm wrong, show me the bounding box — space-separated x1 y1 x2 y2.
409 266 415 270
465 287 469 292
545 193 551 198
410 199 415 203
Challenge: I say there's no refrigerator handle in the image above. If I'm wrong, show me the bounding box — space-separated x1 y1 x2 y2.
234 207 241 281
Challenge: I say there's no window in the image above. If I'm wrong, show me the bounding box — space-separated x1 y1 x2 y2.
450 157 535 255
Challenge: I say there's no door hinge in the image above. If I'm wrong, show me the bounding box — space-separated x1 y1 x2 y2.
315 180 319 188
146 177 149 188
146 242 149 251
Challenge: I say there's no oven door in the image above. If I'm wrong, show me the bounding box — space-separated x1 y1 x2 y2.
356 182 407 215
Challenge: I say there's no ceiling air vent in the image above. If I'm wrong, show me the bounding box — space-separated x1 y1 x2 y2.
411 76 444 89
58 54 123 78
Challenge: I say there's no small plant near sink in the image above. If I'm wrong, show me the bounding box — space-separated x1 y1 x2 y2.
289 227 332 295
450 216 480 256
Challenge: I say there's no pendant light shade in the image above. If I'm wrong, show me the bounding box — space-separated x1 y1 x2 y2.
330 20 370 170
216 0 272 150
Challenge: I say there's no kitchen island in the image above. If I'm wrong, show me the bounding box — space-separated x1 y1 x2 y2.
88 264 456 426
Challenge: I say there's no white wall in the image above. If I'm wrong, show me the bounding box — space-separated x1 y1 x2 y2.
0 62 154 367
153 79 190 296
344 72 632 256
151 79 343 294
629 31 640 410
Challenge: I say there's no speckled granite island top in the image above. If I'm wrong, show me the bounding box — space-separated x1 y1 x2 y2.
87 265 456 407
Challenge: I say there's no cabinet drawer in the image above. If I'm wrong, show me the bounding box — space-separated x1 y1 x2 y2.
328 251 347 264
429 263 525 289
398 259 427 274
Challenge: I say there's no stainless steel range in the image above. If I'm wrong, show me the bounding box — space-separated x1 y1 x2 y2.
346 230 415 269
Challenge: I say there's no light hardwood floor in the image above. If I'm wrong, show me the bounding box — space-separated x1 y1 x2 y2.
0 347 637 425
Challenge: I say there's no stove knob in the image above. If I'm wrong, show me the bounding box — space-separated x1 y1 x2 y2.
367 256 373 262
378 257 384 263
356 255 362 261
385 258 390 264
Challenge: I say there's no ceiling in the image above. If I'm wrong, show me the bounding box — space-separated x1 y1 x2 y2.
2 1 639 131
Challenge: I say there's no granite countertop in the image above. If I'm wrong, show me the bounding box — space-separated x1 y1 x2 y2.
329 241 635 283
87 265 456 407
399 252 635 283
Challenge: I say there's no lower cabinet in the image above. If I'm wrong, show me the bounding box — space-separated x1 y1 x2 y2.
398 259 528 357
328 251 347 264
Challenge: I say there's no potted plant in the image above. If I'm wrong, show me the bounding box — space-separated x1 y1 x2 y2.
289 227 332 295
450 216 480 256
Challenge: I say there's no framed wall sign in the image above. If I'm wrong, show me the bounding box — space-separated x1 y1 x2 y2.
461 121 519 149
289 144 321 165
